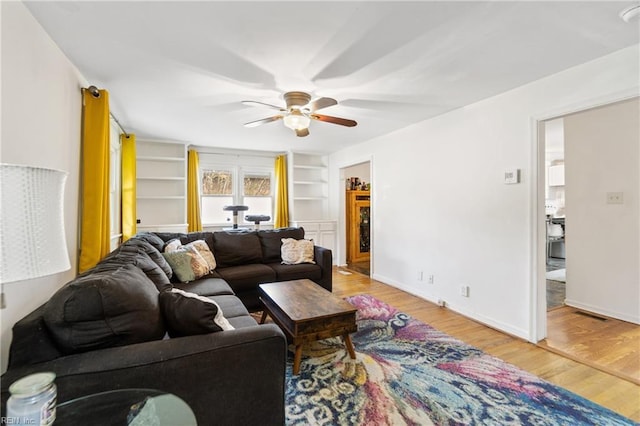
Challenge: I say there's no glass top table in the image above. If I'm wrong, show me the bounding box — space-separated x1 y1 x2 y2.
56 388 196 425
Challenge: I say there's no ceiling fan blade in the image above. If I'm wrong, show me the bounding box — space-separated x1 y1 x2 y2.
311 114 357 127
295 128 310 137
241 100 285 111
243 115 283 128
307 97 337 112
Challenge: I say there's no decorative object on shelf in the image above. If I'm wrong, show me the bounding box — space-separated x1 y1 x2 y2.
0 164 70 285
223 205 249 229
242 91 357 137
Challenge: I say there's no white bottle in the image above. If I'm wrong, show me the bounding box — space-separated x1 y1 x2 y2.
7 372 57 426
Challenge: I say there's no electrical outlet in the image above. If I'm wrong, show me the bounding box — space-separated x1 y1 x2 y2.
417 270 423 281
437 299 446 307
606 192 624 204
460 285 470 297
427 275 434 284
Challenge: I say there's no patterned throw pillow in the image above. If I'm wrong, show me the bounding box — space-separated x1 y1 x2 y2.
184 240 216 271
162 245 210 283
281 238 315 265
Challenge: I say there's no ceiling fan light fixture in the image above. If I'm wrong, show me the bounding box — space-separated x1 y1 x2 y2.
283 109 311 130
620 4 640 22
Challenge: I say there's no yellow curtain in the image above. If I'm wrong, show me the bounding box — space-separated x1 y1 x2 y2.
274 155 289 228
121 134 136 241
79 88 111 272
187 149 203 232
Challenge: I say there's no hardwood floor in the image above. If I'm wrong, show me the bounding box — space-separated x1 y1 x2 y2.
541 306 640 385
332 267 640 421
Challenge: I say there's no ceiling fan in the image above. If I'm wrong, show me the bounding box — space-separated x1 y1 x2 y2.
242 91 357 137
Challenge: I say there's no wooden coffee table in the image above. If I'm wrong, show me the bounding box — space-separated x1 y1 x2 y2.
259 279 358 374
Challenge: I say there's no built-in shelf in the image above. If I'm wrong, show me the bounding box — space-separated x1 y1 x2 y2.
293 196 326 201
293 180 326 185
136 140 187 232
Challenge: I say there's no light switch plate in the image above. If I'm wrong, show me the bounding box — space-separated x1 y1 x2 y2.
504 169 520 184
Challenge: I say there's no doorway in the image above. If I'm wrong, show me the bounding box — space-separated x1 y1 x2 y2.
342 161 371 276
535 96 640 383
544 118 566 312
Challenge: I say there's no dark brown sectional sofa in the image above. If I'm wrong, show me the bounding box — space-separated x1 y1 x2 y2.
1 227 332 426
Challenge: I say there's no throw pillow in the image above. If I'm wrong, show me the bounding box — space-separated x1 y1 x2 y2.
185 240 217 271
281 238 315 265
162 245 210 283
164 239 182 253
159 288 234 337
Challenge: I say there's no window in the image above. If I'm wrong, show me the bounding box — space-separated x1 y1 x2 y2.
243 172 273 223
200 159 275 227
201 168 235 224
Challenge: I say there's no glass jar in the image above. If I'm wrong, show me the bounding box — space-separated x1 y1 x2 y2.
7 372 57 426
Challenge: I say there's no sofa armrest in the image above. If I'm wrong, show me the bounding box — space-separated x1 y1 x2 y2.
1 324 287 426
314 245 332 292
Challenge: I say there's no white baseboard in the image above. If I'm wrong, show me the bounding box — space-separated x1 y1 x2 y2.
371 273 531 341
565 299 640 325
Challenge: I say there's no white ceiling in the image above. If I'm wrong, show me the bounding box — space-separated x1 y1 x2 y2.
24 1 640 154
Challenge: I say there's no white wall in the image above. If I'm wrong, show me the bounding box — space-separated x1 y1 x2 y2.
564 98 639 323
1 2 85 373
329 45 640 340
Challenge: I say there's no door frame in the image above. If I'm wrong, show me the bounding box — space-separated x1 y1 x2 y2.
529 88 638 342
337 155 374 272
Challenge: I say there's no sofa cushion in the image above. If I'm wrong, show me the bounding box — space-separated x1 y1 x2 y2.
281 238 315 265
215 264 276 293
227 315 259 329
210 294 251 319
268 262 322 283
159 289 234 337
131 232 166 252
257 227 305 263
213 231 263 267
43 264 165 354
120 238 173 279
174 277 234 297
95 247 172 292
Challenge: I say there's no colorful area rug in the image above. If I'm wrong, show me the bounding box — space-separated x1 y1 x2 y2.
284 294 634 425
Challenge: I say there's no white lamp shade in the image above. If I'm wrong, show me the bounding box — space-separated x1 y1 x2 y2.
1 164 70 283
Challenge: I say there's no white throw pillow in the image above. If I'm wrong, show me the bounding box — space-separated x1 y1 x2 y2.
281 238 315 265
